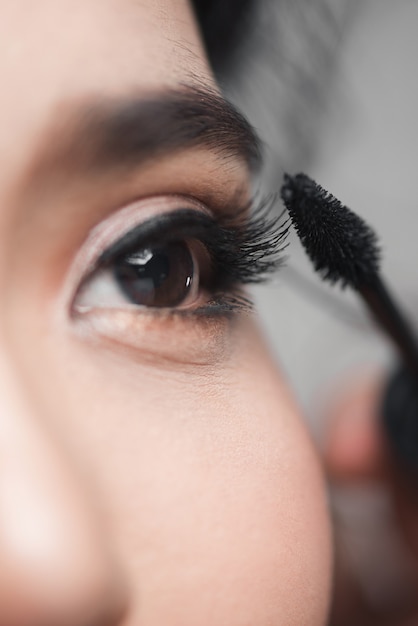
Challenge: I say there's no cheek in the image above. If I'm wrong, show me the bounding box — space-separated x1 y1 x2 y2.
138 377 332 626
28 321 332 626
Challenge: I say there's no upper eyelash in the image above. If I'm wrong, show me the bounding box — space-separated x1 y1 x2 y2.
97 194 289 291
206 194 290 286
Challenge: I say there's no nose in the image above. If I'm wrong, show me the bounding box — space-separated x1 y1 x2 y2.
0 358 127 626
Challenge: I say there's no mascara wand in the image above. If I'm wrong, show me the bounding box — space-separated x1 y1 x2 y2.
280 172 418 473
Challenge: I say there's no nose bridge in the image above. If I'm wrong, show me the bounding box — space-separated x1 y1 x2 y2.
0 356 127 625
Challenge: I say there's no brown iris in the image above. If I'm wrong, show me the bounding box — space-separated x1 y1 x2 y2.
113 241 195 308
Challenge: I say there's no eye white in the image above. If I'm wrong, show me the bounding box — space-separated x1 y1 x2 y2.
75 268 129 310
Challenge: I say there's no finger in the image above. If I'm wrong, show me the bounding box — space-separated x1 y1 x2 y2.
323 371 387 483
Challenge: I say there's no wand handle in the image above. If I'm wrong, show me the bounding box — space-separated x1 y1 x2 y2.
359 276 418 380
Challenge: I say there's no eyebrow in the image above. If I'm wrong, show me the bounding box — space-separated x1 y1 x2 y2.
36 85 262 178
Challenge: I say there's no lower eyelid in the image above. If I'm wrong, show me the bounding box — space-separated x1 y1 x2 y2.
72 306 236 367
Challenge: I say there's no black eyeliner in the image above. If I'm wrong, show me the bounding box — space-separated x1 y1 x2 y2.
99 209 214 262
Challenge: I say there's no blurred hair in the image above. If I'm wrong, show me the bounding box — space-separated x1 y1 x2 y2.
192 0 358 173
191 0 256 75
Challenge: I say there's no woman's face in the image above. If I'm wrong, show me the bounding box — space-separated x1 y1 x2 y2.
0 1 332 624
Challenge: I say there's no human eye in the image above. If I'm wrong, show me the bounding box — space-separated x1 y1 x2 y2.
73 197 287 313
68 195 288 361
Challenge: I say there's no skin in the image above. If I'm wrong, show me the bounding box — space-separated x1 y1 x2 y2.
0 1 332 625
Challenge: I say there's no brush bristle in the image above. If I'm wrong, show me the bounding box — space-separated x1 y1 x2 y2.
280 173 380 288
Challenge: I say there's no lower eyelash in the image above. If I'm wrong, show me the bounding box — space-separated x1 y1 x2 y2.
194 293 254 317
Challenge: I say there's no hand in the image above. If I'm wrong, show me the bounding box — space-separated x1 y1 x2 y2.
323 371 418 626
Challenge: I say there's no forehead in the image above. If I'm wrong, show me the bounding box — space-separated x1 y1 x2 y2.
0 0 214 180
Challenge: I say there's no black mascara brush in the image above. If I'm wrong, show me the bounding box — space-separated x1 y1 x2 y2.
280 172 418 473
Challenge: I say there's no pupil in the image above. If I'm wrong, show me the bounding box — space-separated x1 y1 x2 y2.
113 241 194 307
